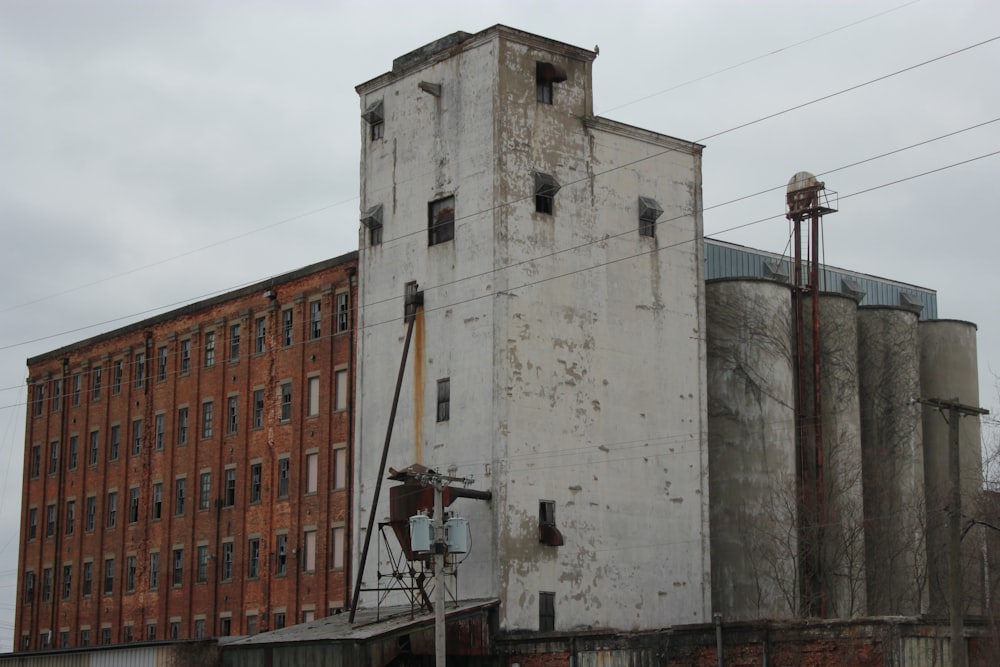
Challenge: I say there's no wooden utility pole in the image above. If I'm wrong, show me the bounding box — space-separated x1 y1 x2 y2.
919 397 989 667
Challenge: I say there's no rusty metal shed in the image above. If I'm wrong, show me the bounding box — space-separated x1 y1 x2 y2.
221 599 497 667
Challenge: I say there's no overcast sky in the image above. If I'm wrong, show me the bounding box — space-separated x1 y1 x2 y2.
1 0 998 650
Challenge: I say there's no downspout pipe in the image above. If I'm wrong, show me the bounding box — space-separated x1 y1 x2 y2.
714 612 724 667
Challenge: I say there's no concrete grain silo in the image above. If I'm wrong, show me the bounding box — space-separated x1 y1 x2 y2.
707 279 797 619
919 319 984 615
857 306 927 615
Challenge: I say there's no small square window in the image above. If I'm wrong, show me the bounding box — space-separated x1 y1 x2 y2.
428 196 455 246
535 172 560 215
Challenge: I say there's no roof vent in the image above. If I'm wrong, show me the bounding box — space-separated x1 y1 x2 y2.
899 292 925 313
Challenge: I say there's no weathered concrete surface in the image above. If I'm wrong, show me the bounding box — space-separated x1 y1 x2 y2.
355 26 708 633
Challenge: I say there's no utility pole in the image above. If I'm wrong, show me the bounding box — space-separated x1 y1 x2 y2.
919 397 989 667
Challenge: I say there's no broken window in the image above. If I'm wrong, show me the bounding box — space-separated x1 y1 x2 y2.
534 172 560 215
362 99 384 140
539 500 564 546
428 196 455 246
536 62 567 104
638 196 663 238
437 378 450 422
361 203 383 246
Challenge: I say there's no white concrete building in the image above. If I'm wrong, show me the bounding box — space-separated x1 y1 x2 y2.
353 25 709 632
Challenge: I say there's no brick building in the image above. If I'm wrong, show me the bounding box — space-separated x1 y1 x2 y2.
15 252 357 651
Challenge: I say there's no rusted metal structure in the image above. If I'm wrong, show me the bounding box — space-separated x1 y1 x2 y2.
785 172 837 617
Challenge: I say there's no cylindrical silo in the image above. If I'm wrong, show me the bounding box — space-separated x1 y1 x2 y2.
811 294 866 617
919 319 983 615
707 279 797 619
857 306 926 615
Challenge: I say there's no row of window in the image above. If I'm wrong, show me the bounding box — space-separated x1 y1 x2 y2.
24 526 346 608
23 606 304 650
31 295 351 417
29 372 349 479
27 448 348 541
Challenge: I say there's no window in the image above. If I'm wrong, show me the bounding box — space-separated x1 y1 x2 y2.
85 496 96 532
38 568 50 602
197 545 209 583
308 376 320 417
274 612 286 629
202 400 214 438
336 292 350 332
335 369 348 411
65 500 75 534
126 556 136 593
172 548 183 586
224 468 236 507
246 614 258 636
428 195 455 245
134 351 145 388
149 553 160 590
52 378 62 412
60 630 69 648
92 365 102 400
534 171 560 214
275 534 288 575
304 530 317 572
229 323 241 362
199 472 211 510
155 413 164 450
331 525 345 570
248 538 260 578
34 384 44 416
333 447 347 490
219 616 231 637
302 610 315 624
194 619 206 638
152 482 162 520
305 453 318 494
62 564 72 599
106 491 118 528
204 331 215 367
101 627 111 645
361 203 383 245
103 558 114 595
437 378 450 422
638 196 663 237
280 382 292 421
82 562 93 596
80 628 90 646
170 621 180 640
175 477 186 516
250 463 262 503
40 630 52 649
48 440 59 474
277 458 290 499
363 99 384 141
282 309 293 347
221 542 233 580
28 507 38 540
310 300 321 339
180 339 191 375
30 444 40 478
129 487 139 524
253 389 264 428
536 61 566 104
157 345 167 382
72 372 81 406
255 316 266 354
109 425 120 461
539 499 565 546
89 430 99 465
46 503 56 537
23 571 34 604
131 418 142 456
227 395 238 434
146 623 156 641
539 591 556 631
68 435 78 469
112 359 123 395
177 407 188 445
124 625 133 643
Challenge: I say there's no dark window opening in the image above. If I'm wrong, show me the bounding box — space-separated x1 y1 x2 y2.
536 61 567 104
362 100 384 141
638 196 663 238
534 172 560 215
539 591 556 631
539 499 564 546
437 378 450 422
428 196 455 246
361 204 383 246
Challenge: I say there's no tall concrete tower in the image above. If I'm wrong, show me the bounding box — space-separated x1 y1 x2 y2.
353 25 709 632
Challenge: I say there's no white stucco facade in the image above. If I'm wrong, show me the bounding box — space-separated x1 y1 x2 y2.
353 25 709 632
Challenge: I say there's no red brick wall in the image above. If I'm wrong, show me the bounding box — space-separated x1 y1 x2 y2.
15 254 357 650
